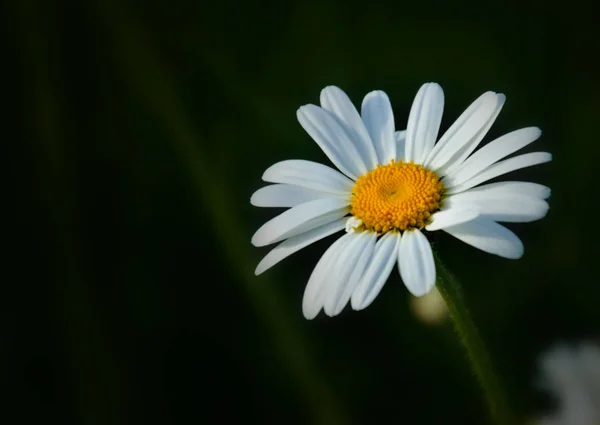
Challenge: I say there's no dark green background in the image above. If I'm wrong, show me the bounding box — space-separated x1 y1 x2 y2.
5 0 599 423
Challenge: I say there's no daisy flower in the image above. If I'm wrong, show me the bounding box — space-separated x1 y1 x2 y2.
534 341 600 425
251 83 551 319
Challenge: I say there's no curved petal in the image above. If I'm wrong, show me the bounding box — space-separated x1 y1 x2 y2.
425 207 479 231
351 231 401 311
443 217 524 259
447 181 551 201
445 152 552 194
251 184 341 208
395 130 407 161
443 127 542 187
361 90 396 164
425 92 503 173
297 104 367 179
262 160 354 195
323 231 376 317
444 195 549 223
320 86 379 170
273 208 348 244
255 218 346 275
251 198 349 247
404 83 444 164
398 229 436 297
437 94 506 176
302 234 351 320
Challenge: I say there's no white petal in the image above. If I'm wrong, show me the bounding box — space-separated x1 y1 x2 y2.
425 208 480 231
443 127 542 187
262 160 354 195
398 229 436 297
251 184 340 208
323 232 376 317
361 91 396 164
404 83 444 164
273 208 348 244
255 218 346 275
302 234 350 320
444 195 549 223
395 130 407 161
351 231 401 310
297 105 367 179
447 181 551 201
332 234 376 316
443 217 524 259
437 94 506 176
446 152 552 194
320 86 379 170
251 198 349 247
425 92 503 173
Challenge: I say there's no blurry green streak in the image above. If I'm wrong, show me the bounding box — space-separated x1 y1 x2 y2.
13 1 130 424
90 2 349 424
434 253 515 425
193 50 294 146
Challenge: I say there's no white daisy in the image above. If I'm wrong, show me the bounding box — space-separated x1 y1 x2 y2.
251 83 551 319
534 341 600 425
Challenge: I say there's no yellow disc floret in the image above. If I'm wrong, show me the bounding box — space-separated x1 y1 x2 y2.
350 160 444 233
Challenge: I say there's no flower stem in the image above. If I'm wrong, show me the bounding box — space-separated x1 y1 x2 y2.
434 252 514 425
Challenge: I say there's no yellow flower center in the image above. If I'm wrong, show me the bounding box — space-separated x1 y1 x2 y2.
350 160 444 233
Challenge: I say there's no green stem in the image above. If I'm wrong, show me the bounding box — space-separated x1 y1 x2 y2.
434 252 514 425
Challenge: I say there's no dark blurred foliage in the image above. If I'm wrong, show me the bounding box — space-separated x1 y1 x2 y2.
3 0 600 423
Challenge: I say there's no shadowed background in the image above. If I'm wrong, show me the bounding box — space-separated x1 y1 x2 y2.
5 0 600 423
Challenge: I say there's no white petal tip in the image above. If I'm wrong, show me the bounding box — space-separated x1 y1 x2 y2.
501 241 524 260
302 309 318 320
302 297 321 320
321 85 341 95
408 286 434 298
296 104 316 120
350 294 368 311
365 89 385 97
506 248 524 260
362 90 391 109
251 232 270 247
405 275 436 298
261 166 276 182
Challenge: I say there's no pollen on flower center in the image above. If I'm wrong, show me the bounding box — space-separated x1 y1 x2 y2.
350 160 444 233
